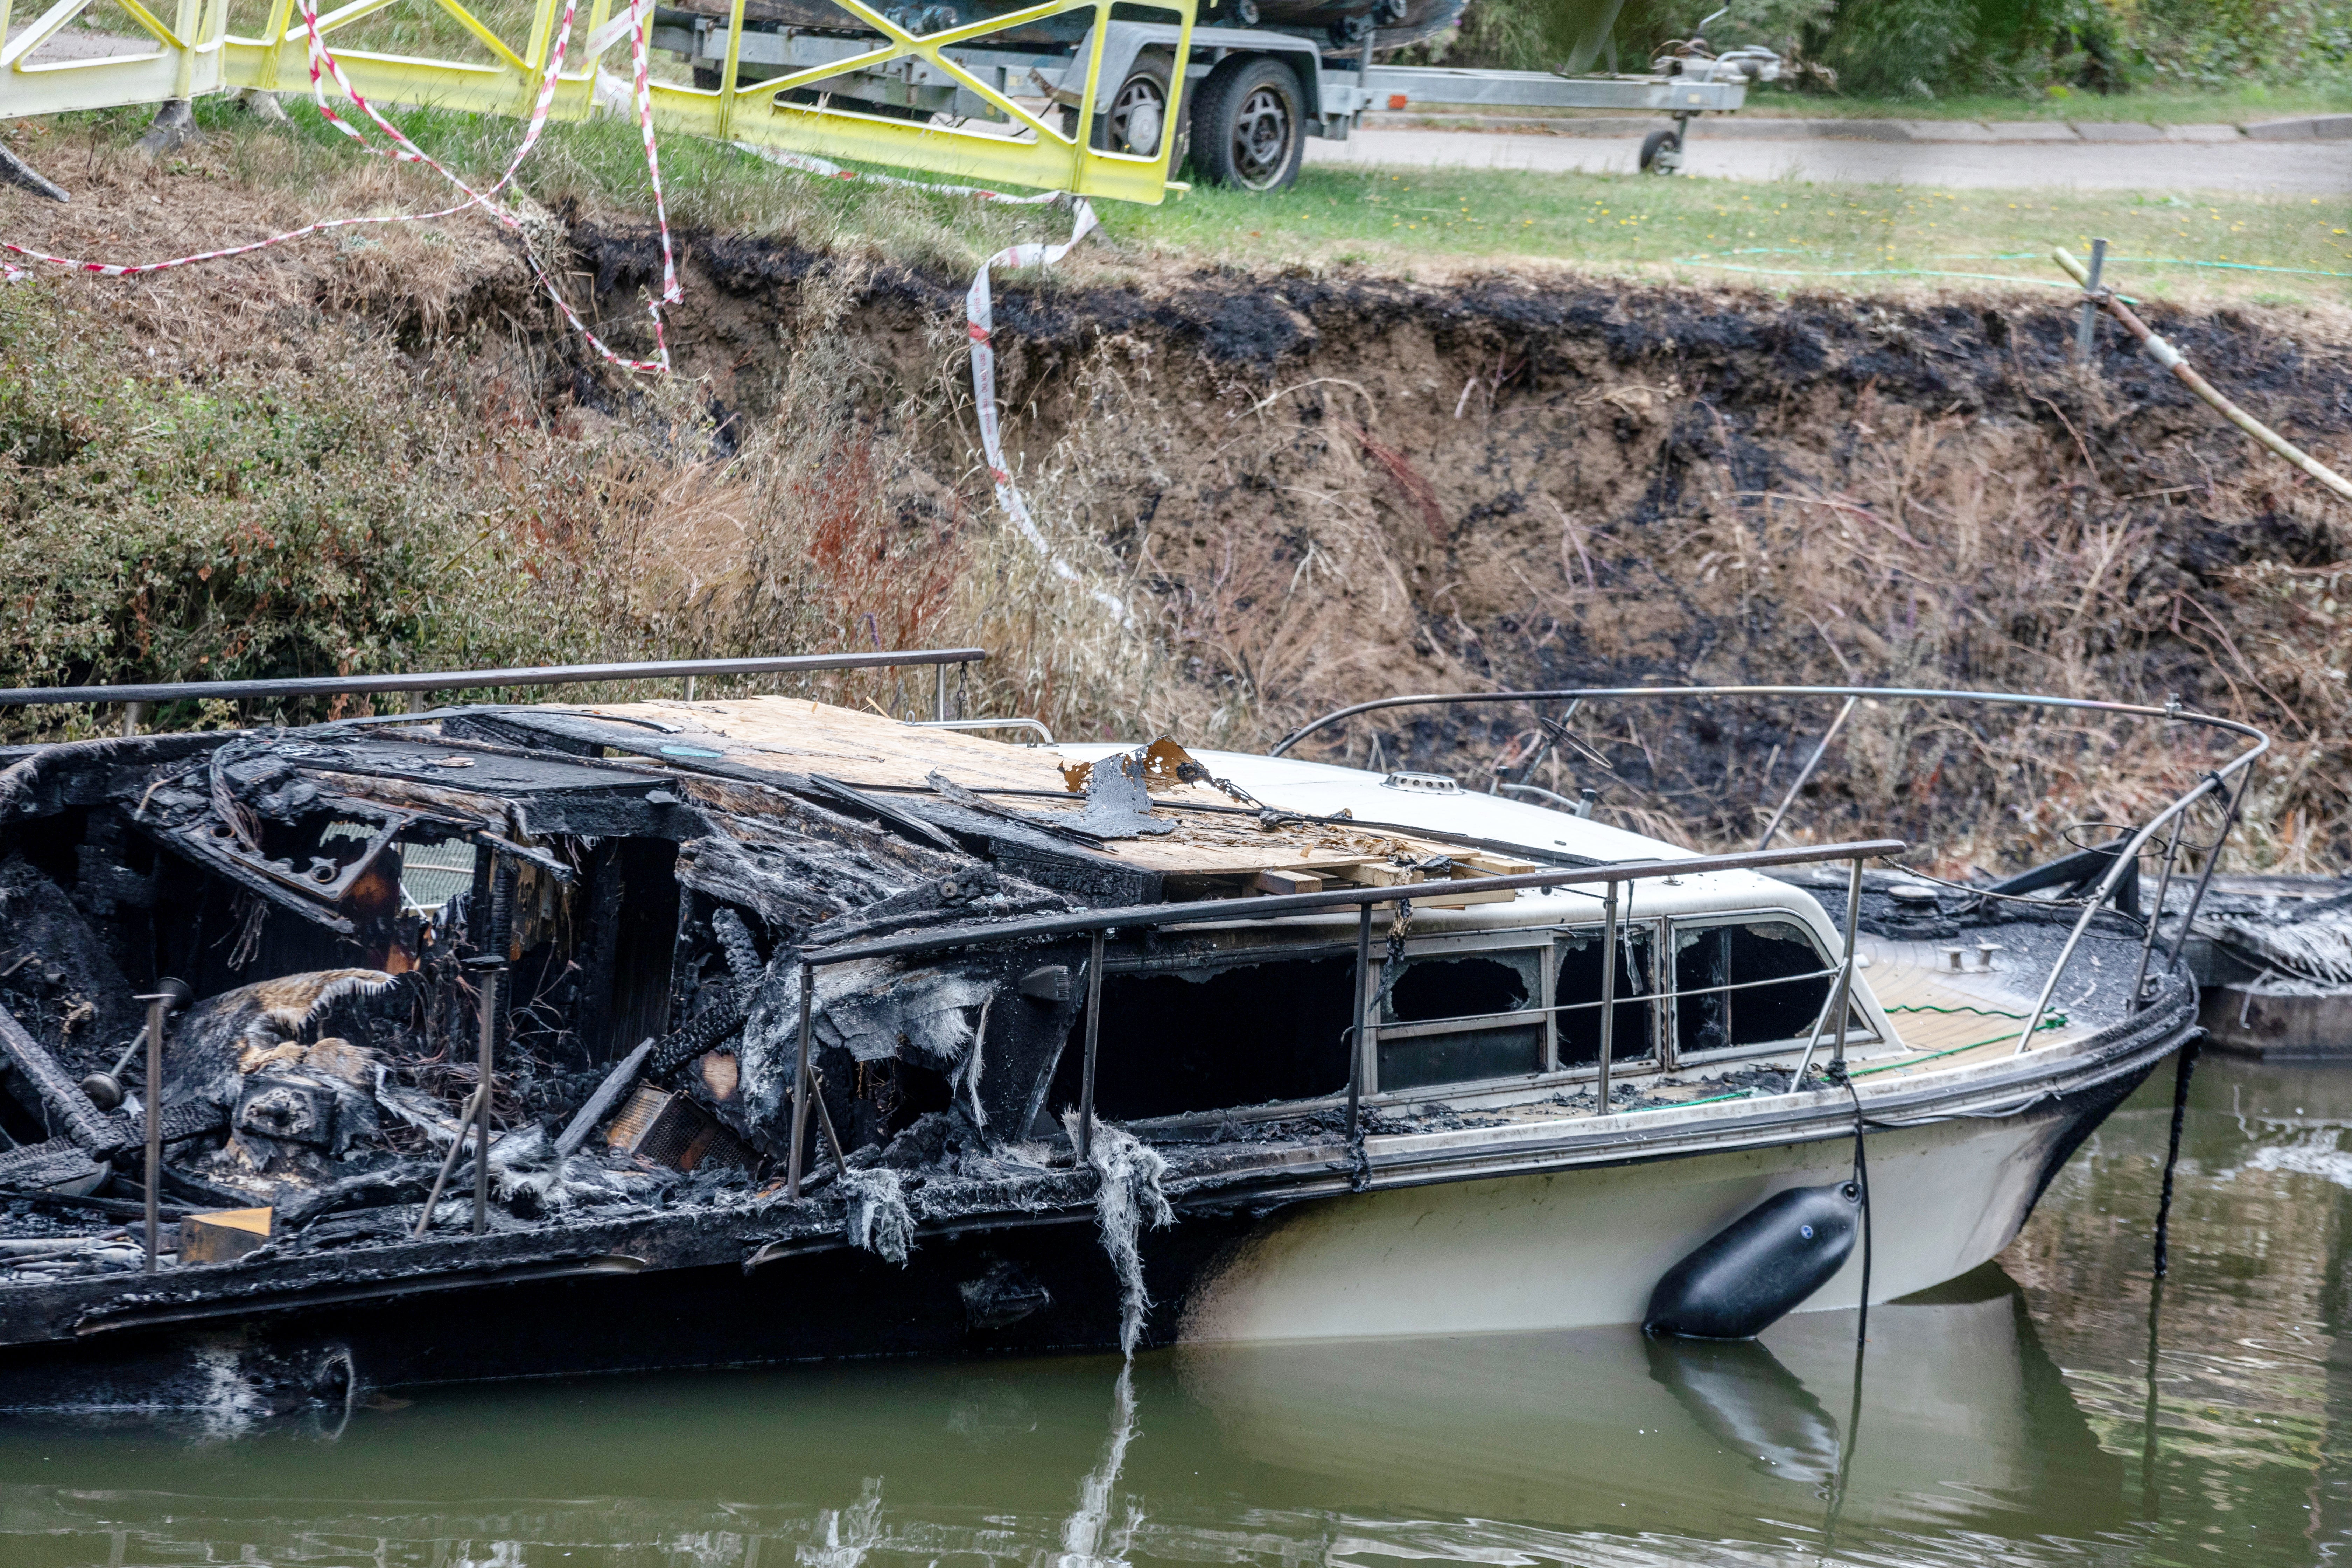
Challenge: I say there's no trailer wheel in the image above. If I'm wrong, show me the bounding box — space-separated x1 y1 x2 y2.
1088 48 1185 169
1190 56 1304 192
1639 126 1682 175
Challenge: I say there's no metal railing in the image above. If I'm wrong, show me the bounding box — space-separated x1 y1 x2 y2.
1269 682 2268 1060
780 836 1910 1196
0 0 1191 204
0 648 989 733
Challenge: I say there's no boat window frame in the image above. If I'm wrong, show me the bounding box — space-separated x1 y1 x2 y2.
1366 930 1557 1094
1664 906 1877 1069
1080 903 1869 1133
1359 922 1682 1095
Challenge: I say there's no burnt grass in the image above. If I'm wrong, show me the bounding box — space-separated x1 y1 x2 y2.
563 220 2350 870
6 176 2337 873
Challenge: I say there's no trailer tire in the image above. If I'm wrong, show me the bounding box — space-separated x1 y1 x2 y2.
1086 48 1186 170
1189 55 1304 192
1639 125 1682 175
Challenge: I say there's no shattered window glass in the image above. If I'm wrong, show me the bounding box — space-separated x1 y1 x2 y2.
1554 925 1659 1069
1383 952 1539 1025
1376 949 1546 1091
1672 919 1839 1058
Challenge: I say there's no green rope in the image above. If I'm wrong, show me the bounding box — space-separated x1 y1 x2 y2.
1612 1008 2071 1106
1885 1001 2031 1018
1627 1089 1755 1113
1851 1012 2070 1077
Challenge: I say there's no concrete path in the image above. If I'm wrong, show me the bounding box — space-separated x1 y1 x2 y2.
1307 125 2352 193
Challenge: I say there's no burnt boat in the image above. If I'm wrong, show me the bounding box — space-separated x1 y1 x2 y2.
0 679 2258 1412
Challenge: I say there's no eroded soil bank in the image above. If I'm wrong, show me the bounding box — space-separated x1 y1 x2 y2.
4 171 2347 868
577 219 2351 867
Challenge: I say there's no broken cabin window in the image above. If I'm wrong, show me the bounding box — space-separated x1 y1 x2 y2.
1553 923 1661 1070
1671 918 1841 1060
1048 954 1355 1124
1376 946 1547 1092
398 840 478 913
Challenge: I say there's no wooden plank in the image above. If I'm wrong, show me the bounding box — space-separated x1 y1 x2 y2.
1253 868 1325 895
1455 850 1539 876
181 1208 273 1265
565 697 1488 886
575 696 1223 802
1324 862 1519 908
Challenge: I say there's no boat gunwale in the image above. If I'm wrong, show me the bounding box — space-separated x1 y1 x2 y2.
0 955 2193 1351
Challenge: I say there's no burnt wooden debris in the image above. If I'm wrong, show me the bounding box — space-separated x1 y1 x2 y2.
0 698 1524 1378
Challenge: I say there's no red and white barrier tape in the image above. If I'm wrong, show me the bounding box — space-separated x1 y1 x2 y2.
737 143 1125 622
3 0 678 372
4 51 1113 611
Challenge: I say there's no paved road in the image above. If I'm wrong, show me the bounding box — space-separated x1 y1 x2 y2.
1307 127 2352 194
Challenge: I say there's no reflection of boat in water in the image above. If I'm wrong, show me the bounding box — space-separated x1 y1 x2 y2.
0 1267 2122 1563
1172 1266 2127 1542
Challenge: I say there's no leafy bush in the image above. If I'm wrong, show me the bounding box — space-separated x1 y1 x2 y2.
1448 0 2352 93
0 283 613 737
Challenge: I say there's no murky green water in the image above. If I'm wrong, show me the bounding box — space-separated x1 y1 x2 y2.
8 1053 2352 1566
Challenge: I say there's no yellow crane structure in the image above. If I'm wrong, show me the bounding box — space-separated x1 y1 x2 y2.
0 0 1192 202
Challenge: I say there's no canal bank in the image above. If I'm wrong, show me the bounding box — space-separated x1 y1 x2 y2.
1 1049 2348 1565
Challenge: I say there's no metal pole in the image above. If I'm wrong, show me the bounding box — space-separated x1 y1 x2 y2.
121 701 145 738
2129 814 2186 1012
1828 856 1864 1075
787 963 815 1198
1596 881 1619 1111
683 675 697 702
1757 695 1857 850
1348 903 1369 1142
2018 774 2235 1055
935 664 949 722
472 960 500 1236
2162 774 2249 974
412 1084 487 1238
2075 237 2108 365
140 992 166 1272
406 691 429 715
1079 931 1104 1162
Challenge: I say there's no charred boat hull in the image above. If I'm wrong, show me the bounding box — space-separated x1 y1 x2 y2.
0 688 2231 1412
0 996 2176 1406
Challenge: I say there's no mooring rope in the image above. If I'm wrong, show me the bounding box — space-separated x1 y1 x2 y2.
1820 1057 1873 1549
2152 1032 2203 1280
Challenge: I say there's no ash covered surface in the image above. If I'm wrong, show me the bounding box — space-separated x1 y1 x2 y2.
0 705 1451 1359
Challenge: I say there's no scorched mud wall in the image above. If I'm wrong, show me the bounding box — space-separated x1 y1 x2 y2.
583 225 2351 870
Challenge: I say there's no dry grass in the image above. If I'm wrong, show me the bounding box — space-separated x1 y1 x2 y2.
3 106 2347 876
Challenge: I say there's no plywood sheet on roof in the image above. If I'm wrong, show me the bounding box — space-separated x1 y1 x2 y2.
576 696 1230 800
567 697 1038 790
563 696 1514 891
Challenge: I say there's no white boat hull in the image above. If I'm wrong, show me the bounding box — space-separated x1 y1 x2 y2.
1179 1095 2083 1340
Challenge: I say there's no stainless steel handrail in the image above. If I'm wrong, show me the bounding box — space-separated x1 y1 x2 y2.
781 835 1909 1194
1272 683 2268 756
1269 682 2269 1067
0 649 991 731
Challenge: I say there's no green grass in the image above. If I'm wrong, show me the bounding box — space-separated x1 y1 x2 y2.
1106 167 2352 307
16 96 2351 308
1740 79 2352 122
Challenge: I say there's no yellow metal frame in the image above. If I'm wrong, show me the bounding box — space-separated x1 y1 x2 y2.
0 0 1191 202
